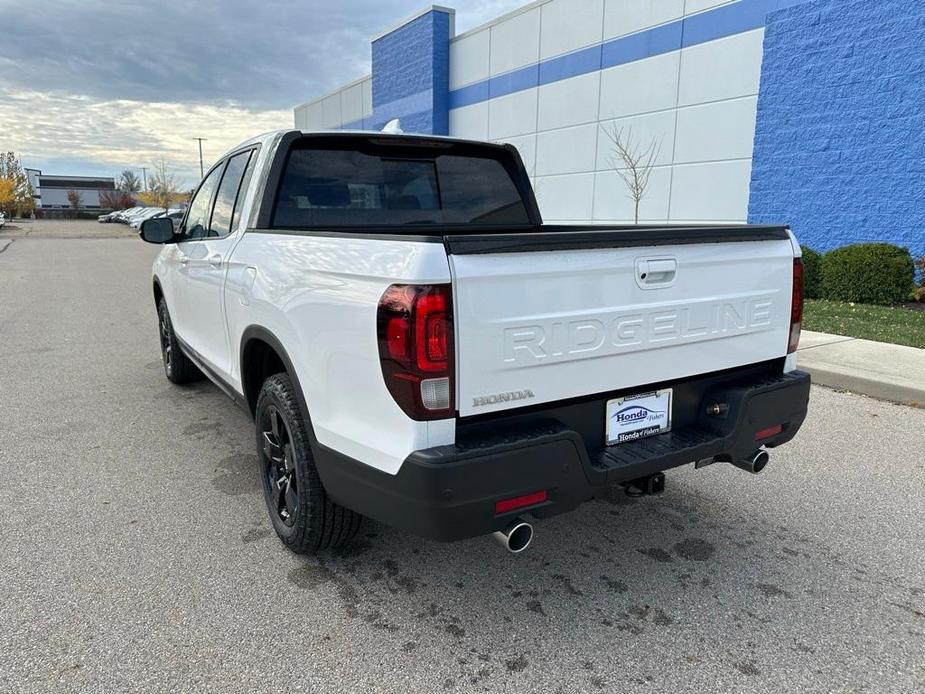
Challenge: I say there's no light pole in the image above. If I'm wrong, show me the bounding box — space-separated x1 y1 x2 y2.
193 138 208 179
141 167 147 191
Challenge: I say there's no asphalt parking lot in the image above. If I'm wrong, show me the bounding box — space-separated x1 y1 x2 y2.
1 223 923 693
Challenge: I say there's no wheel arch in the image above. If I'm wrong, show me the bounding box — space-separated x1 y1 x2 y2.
152 277 164 309
240 325 310 421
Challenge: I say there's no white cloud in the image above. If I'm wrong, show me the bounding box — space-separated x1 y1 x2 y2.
0 88 289 186
0 0 528 181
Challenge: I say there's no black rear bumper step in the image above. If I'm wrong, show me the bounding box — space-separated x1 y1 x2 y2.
312 370 810 542
594 426 721 483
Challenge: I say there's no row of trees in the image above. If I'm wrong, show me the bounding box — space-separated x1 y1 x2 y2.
98 169 142 211
2 149 190 218
136 160 186 211
71 160 188 213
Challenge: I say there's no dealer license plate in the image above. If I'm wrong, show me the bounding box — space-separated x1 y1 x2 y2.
606 389 673 445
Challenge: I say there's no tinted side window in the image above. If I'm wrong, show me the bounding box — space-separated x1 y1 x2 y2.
209 150 253 238
230 150 258 232
182 165 224 239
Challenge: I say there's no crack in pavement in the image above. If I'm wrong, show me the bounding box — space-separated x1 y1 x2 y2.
0 239 15 255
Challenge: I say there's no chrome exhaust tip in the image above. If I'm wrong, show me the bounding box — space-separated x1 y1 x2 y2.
492 518 534 554
731 449 770 474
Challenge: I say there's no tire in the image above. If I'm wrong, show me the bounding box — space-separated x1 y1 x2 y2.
157 297 201 384
255 373 363 554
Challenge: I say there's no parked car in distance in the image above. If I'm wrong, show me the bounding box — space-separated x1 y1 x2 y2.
0 211 5 229
141 129 810 556
121 207 149 223
113 207 142 223
163 209 185 230
129 208 164 229
122 207 149 223
125 207 154 225
98 211 121 223
134 208 185 231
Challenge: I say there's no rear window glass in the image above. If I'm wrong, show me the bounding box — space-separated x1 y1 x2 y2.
272 140 531 228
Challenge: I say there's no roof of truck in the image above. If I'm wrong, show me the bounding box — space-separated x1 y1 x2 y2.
218 128 501 162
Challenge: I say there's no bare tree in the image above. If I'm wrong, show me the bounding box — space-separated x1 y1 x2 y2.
118 169 142 193
601 124 661 224
100 188 135 210
66 189 84 212
139 159 184 213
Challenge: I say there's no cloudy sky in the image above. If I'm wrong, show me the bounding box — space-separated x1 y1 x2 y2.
0 0 523 187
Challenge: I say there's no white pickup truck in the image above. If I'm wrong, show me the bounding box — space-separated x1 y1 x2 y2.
140 129 810 554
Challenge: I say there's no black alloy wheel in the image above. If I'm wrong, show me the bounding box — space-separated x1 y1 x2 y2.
254 373 363 553
158 308 173 374
261 405 299 526
156 297 201 384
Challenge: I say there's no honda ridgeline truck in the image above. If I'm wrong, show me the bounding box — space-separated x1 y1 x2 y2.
140 130 810 554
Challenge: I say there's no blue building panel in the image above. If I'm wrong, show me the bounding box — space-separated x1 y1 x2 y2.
600 19 681 68
447 80 489 110
370 8 451 134
749 0 925 259
489 64 539 99
682 0 766 48
539 44 601 85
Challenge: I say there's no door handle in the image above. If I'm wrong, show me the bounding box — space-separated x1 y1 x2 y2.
209 254 223 268
179 256 189 266
644 259 677 278
636 258 678 288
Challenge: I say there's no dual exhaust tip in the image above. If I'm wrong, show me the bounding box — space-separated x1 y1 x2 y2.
492 518 534 553
731 449 770 474
491 450 769 554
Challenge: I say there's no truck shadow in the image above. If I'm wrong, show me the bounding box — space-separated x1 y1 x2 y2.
173 377 918 689
281 469 916 688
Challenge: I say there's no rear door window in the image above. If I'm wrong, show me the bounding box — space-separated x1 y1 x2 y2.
209 150 253 238
231 150 259 232
182 165 224 239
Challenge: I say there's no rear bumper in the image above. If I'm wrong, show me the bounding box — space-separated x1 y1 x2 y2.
313 367 811 542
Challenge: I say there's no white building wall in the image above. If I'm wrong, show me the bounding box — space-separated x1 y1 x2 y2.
38 187 104 209
294 75 373 131
448 0 764 224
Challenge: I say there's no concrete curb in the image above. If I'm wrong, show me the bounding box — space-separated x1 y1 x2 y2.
797 331 924 407
799 363 924 406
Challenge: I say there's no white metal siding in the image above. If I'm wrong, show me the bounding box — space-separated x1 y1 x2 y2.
294 76 373 131
448 0 767 224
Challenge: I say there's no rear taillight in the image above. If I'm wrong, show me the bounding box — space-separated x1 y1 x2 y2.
788 258 804 354
377 284 454 420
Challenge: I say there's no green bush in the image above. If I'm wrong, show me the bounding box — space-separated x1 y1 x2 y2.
820 243 915 305
916 256 925 298
800 246 822 299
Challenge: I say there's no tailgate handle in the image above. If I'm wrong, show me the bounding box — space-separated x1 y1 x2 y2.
636 258 678 288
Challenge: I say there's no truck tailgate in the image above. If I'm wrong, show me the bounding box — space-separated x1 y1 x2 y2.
449 231 796 417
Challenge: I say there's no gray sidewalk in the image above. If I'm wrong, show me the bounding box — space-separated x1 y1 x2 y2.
797 330 924 406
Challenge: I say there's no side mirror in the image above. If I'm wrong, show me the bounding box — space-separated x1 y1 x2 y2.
140 217 176 244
